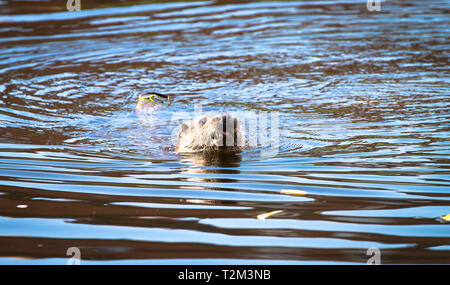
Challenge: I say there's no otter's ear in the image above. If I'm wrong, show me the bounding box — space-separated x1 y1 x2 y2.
180 123 189 132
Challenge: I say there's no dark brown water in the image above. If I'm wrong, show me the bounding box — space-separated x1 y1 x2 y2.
0 0 449 264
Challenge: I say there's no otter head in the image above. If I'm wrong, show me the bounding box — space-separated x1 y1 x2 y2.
175 113 243 153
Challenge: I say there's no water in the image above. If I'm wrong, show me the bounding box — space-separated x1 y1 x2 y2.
0 0 449 264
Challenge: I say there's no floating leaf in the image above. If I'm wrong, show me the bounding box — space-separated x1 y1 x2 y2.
281 189 307 196
441 214 450 222
257 210 283 221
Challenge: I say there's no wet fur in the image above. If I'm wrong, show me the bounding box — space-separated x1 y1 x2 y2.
176 113 243 153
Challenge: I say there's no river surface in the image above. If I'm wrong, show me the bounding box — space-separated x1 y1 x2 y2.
0 0 449 264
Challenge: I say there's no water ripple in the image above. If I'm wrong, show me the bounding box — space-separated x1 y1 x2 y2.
0 0 449 264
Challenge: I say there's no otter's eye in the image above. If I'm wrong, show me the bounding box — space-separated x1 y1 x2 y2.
199 117 207 126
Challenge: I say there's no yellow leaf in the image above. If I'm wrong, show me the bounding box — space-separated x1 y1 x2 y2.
281 189 307 196
441 214 450 222
257 210 283 221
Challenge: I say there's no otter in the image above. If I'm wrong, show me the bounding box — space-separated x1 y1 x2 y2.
136 92 243 153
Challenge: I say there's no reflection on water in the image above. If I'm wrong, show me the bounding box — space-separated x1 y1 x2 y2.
0 0 449 264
